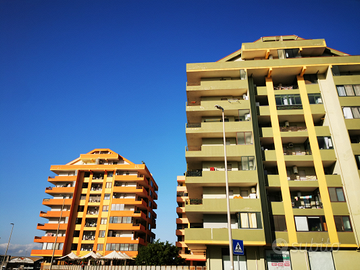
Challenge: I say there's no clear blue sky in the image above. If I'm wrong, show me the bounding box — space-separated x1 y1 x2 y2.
0 0 359 256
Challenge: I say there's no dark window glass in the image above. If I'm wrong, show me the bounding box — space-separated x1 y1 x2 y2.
274 216 287 231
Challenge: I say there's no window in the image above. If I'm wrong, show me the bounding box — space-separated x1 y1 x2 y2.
294 216 326 231
343 107 360 119
106 243 138 251
102 205 109 212
109 216 132 224
97 244 103 251
241 156 256 170
273 216 287 231
275 94 302 109
104 194 110 200
237 212 262 229
98 230 105 237
107 172 114 177
328 188 345 202
317 136 333 149
334 216 352 231
237 132 253 145
308 94 323 104
337 85 360 96
100 218 107 224
105 182 112 188
111 204 125 211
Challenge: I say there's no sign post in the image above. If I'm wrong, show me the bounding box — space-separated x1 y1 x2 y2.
233 239 244 270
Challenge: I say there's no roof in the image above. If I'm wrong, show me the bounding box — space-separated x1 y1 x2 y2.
217 35 349 63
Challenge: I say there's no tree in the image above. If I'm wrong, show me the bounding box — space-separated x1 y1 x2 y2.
135 239 186 265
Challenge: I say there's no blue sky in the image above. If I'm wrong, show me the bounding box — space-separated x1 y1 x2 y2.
0 0 359 256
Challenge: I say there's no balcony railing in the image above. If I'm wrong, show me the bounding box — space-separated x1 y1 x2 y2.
277 104 303 110
186 170 202 177
291 193 322 209
187 123 201 128
280 126 307 132
186 198 203 205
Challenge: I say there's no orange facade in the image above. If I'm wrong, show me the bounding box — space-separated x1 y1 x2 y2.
31 149 158 260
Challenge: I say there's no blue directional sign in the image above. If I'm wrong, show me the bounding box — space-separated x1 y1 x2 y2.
233 239 244 255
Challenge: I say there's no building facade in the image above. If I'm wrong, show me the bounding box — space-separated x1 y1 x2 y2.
177 36 360 270
31 149 158 260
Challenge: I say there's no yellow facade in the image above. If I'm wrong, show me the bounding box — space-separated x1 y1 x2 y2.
179 35 360 269
31 149 158 260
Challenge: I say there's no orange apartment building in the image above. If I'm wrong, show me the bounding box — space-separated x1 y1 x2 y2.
31 149 158 260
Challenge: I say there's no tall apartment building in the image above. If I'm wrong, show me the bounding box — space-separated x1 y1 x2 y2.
31 149 158 260
177 36 360 270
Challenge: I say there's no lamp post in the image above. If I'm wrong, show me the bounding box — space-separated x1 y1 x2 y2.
215 105 234 270
49 198 65 270
1 223 14 270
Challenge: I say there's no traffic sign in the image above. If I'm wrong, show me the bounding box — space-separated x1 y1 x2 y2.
233 239 244 255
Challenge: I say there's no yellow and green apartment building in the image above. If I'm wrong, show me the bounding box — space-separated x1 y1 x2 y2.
31 149 158 260
176 36 360 270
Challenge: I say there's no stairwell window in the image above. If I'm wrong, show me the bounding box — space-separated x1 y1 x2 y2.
329 188 345 202
334 216 352 231
317 136 333 149
237 132 253 145
273 216 287 231
308 94 323 104
241 156 256 170
337 85 360 96
342 107 360 119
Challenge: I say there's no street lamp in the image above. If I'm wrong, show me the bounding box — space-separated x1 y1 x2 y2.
1 223 14 270
215 105 234 270
49 198 65 270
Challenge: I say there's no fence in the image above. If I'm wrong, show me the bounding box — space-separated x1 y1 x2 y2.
41 266 206 270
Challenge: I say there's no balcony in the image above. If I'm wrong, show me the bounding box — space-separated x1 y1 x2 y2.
240 38 326 60
186 99 250 112
42 198 72 206
113 186 147 196
186 79 248 94
107 223 146 232
40 210 70 218
186 121 253 136
345 119 360 130
34 236 65 243
267 175 319 188
31 249 63 257
186 145 255 160
297 232 329 244
186 170 258 186
86 207 99 216
88 196 101 203
36 223 67 231
184 228 265 243
185 198 261 213
291 194 322 210
80 152 118 161
262 125 329 137
48 175 77 184
264 150 312 163
45 186 74 194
